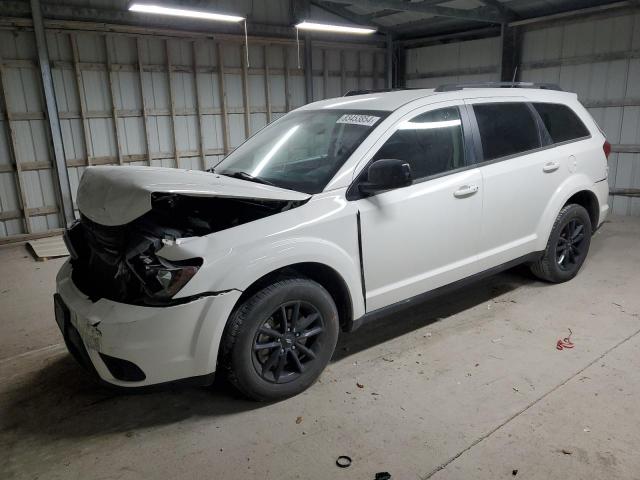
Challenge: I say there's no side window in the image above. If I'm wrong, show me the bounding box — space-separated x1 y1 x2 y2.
473 102 541 161
371 107 465 181
533 103 590 143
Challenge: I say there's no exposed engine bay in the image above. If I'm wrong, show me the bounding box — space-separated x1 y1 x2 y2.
66 193 305 305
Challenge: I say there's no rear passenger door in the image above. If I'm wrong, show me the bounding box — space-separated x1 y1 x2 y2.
467 99 568 269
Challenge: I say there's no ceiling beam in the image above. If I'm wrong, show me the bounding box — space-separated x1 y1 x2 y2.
309 0 390 32
477 0 517 20
399 26 500 47
362 9 398 20
320 0 507 23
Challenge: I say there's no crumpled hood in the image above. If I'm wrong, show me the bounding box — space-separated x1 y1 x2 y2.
77 166 310 226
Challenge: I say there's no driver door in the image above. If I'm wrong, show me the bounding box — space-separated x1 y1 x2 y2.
353 103 483 311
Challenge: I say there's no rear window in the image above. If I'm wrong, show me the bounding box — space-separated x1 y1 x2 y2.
533 102 590 143
473 103 541 161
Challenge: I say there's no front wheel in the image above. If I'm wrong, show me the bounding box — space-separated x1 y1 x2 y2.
530 203 592 283
220 278 339 401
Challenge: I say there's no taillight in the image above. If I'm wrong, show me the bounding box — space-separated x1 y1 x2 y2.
603 140 612 160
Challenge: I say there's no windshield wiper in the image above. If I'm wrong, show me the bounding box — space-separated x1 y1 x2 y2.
218 171 275 186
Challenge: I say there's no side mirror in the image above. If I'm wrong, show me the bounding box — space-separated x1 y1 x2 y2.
359 159 412 195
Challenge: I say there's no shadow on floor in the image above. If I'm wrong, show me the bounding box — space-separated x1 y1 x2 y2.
334 265 536 361
2 266 536 440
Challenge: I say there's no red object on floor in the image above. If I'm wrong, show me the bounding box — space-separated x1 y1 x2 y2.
556 328 574 350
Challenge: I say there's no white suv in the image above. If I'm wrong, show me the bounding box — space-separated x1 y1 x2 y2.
55 82 610 400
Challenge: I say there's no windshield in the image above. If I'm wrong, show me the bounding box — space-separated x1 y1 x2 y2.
214 110 388 194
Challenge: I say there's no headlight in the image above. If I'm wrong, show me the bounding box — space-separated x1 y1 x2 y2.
153 263 200 298
130 254 202 300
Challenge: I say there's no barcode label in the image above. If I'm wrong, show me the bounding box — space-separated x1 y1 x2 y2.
336 114 380 127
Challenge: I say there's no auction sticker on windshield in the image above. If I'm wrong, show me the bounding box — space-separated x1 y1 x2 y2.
336 114 380 127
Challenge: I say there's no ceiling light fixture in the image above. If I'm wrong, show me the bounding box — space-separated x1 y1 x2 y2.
129 3 245 22
295 21 376 35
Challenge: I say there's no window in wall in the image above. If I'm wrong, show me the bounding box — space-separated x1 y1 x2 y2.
533 102 590 143
473 102 540 160
371 106 465 181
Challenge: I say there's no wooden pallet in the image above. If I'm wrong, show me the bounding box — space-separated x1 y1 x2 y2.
27 235 69 261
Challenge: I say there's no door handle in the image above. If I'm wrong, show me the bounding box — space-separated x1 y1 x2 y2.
453 184 479 198
543 161 560 173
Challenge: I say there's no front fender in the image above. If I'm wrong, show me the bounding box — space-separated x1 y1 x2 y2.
157 193 365 319
534 173 599 251
218 236 364 317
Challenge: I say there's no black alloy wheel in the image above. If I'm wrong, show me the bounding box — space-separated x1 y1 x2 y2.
555 218 587 271
252 301 325 384
221 277 339 401
530 203 592 283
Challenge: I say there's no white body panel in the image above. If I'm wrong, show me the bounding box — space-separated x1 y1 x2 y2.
78 166 309 226
358 167 483 310
56 87 610 387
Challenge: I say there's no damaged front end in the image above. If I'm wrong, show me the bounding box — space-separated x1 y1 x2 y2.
66 193 305 306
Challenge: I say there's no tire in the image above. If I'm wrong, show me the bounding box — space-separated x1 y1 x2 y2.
530 203 592 283
220 277 339 401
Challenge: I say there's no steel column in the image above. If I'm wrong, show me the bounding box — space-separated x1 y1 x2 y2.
304 33 313 103
500 23 522 82
385 33 393 88
30 0 75 227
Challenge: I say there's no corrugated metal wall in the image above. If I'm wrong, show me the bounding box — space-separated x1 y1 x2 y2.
520 11 640 216
0 23 385 242
405 9 640 216
405 36 501 88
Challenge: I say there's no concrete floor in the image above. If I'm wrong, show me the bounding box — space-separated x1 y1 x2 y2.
1 216 639 480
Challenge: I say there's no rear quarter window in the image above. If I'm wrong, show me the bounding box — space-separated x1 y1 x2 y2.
473 102 541 161
532 102 590 143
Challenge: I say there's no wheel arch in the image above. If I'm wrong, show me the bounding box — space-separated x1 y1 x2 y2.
536 176 600 251
562 189 599 232
230 262 354 332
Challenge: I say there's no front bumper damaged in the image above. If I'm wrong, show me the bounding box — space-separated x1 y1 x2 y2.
55 261 242 387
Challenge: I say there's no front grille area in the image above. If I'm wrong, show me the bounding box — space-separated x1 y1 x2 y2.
68 216 148 303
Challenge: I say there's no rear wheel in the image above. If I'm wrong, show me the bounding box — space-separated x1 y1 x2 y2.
220 278 339 401
530 204 592 283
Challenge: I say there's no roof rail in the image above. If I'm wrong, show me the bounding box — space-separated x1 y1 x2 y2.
343 88 418 96
434 82 563 92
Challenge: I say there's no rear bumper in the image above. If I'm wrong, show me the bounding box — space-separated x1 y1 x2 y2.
55 260 242 387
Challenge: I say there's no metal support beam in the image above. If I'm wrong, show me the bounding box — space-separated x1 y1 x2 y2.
0 50 31 233
385 33 393 88
70 34 92 167
396 43 406 88
136 38 153 164
263 45 273 123
322 49 329 98
322 0 506 23
310 0 389 33
499 24 521 82
240 43 251 138
399 27 500 49
216 42 230 154
478 0 517 19
192 41 206 169
304 34 313 103
283 46 292 112
340 50 346 94
105 35 123 165
30 0 75 227
165 39 180 167
509 0 636 27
